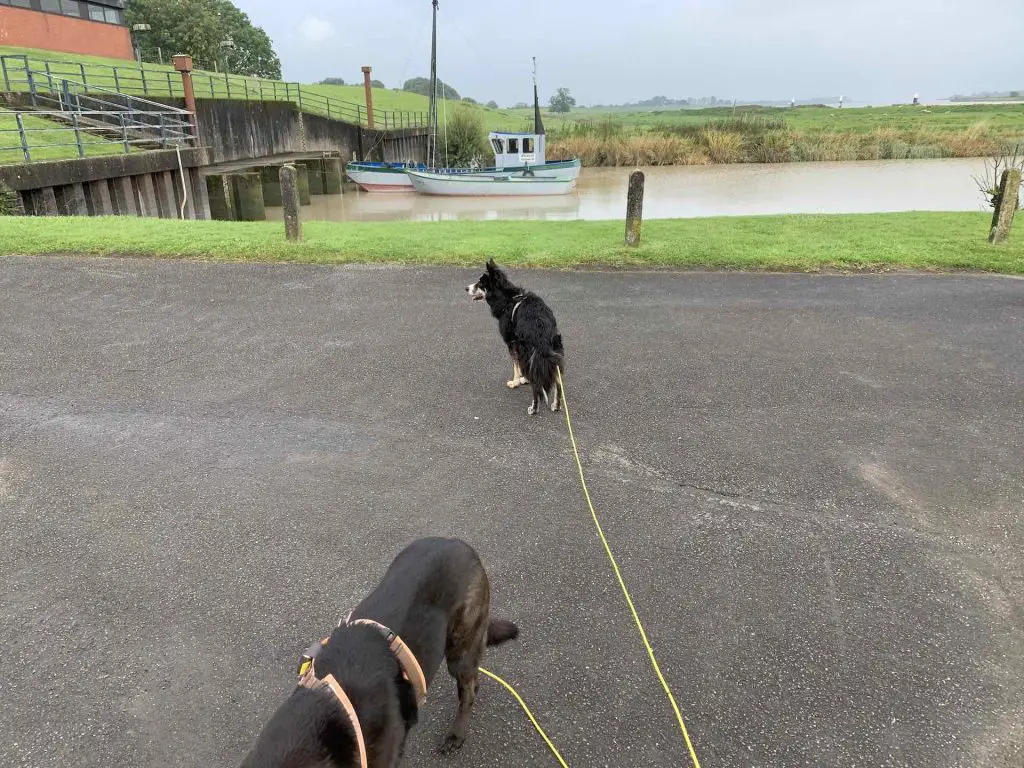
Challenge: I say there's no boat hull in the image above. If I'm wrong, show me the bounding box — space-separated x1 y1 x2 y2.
345 162 417 192
443 159 581 182
347 159 581 192
406 169 577 196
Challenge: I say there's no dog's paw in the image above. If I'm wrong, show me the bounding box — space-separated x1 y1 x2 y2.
550 401 561 412
439 733 466 755
506 379 519 389
527 404 538 415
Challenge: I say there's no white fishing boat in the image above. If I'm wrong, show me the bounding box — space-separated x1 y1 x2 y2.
406 169 576 196
345 161 421 192
346 0 578 194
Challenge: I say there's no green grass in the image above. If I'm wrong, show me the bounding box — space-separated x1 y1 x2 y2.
0 108 127 164
1 212 1021 274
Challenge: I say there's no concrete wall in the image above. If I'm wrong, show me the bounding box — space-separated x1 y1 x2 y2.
191 99 427 165
0 147 212 219
0 6 134 59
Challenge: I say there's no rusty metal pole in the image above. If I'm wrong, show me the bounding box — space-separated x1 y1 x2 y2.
172 54 198 139
361 66 374 128
625 170 645 247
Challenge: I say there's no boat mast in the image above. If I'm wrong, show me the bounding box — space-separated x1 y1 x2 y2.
427 0 439 167
533 56 544 136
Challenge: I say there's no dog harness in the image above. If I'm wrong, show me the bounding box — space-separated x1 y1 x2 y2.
510 293 528 324
296 616 429 768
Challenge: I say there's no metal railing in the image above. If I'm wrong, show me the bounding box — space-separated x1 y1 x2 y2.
0 67 193 162
0 108 191 162
0 55 427 130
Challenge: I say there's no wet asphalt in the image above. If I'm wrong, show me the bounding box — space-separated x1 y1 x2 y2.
0 257 1021 768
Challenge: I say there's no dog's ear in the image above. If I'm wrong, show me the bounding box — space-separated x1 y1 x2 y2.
485 258 497 272
395 673 418 732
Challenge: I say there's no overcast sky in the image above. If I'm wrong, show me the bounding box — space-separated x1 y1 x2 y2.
235 0 1024 105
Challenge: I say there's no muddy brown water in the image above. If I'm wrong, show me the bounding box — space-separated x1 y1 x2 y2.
266 158 992 223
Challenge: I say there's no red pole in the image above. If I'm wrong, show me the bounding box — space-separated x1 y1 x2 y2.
172 54 198 139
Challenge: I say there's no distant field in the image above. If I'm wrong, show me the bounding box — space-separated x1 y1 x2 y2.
507 102 1024 135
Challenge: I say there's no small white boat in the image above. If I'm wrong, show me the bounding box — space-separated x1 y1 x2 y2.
345 161 421 192
406 169 576 196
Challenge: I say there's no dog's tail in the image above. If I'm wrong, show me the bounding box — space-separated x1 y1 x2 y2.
525 343 565 395
486 618 520 647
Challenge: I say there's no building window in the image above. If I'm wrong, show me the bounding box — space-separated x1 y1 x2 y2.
39 0 61 12
102 5 121 22
87 2 104 19
507 137 519 153
522 137 534 153
61 0 81 15
9 0 33 7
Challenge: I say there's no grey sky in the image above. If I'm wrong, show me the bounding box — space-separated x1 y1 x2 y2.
236 0 1023 105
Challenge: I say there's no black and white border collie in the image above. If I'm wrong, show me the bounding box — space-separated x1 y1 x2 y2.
466 259 565 415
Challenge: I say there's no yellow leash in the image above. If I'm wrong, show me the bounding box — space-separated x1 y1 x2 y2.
556 368 703 768
479 667 570 768
474 370 703 768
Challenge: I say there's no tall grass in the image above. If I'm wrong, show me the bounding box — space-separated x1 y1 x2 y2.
545 118 1017 166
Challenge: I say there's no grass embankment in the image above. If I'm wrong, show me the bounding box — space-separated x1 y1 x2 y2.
1 212 1021 274
0 45 500 127
0 108 127 164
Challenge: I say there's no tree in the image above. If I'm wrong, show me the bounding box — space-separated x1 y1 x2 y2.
371 79 385 89
402 77 460 101
462 96 477 104
445 107 489 167
549 87 576 113
125 0 281 78
319 77 345 85
486 100 498 109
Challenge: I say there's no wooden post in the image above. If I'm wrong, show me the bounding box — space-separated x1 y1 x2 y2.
280 164 301 242
361 66 374 128
989 168 1021 244
625 170 645 247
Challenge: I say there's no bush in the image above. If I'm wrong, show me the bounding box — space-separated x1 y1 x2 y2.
444 107 489 167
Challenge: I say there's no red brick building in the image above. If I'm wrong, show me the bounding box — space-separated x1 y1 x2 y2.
0 0 133 60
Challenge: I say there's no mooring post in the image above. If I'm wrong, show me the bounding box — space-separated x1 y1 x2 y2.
172 54 198 139
625 170 645 247
362 66 375 129
280 164 301 242
989 168 1021 244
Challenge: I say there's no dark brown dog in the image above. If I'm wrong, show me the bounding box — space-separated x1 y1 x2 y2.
241 538 519 768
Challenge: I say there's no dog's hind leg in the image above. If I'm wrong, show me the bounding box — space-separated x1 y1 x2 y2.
527 381 542 415
549 382 561 412
441 580 490 753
